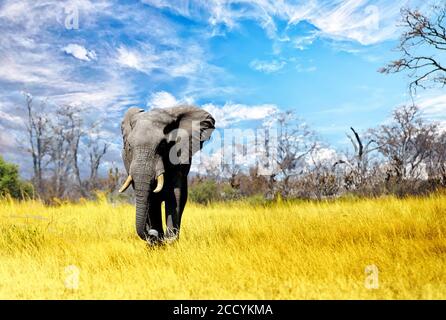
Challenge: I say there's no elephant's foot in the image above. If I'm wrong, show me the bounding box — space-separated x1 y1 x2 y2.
163 235 178 244
145 228 163 246
164 228 180 244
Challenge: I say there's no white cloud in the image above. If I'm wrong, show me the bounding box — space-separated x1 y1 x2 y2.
249 59 286 73
293 34 317 50
191 149 223 175
417 93 446 131
147 91 179 109
191 133 265 175
146 91 196 109
147 91 279 127
114 43 212 82
116 46 145 71
418 94 446 117
0 109 24 130
49 80 138 113
63 44 97 61
309 146 338 165
202 102 278 128
141 0 193 17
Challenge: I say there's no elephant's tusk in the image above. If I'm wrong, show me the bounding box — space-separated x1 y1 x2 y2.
153 174 164 193
119 175 133 193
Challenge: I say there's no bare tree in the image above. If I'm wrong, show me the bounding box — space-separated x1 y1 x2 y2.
371 105 437 181
427 131 446 185
22 95 110 200
334 127 379 189
47 105 82 198
380 5 446 92
64 105 84 196
23 93 50 195
306 154 340 199
49 105 110 198
87 132 109 191
260 111 318 197
222 136 245 189
256 124 277 197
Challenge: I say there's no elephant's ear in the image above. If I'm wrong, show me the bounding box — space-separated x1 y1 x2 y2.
164 105 215 157
121 107 144 174
121 107 144 142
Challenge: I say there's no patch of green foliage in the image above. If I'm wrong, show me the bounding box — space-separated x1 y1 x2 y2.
189 179 219 204
0 155 33 199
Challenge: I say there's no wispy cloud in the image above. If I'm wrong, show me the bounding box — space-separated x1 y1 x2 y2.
296 64 317 73
250 59 286 74
293 34 318 50
144 0 432 45
417 93 446 130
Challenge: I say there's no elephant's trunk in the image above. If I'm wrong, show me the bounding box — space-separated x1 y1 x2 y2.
135 188 150 240
131 149 165 242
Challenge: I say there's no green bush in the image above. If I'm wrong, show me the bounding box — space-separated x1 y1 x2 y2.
220 184 240 201
0 156 33 199
189 179 219 204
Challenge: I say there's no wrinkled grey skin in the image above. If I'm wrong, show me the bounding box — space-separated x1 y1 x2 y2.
121 105 215 244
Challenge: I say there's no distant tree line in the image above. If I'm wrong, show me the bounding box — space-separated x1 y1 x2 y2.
188 104 446 204
1 4 445 204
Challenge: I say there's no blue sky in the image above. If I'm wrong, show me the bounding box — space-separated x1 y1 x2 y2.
0 0 445 176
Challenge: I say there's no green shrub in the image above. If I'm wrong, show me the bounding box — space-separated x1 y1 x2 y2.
0 156 33 199
220 184 240 201
189 179 219 204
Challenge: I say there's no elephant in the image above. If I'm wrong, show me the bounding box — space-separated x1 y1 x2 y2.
118 105 215 244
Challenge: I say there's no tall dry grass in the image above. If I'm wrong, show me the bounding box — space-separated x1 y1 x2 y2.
0 193 445 299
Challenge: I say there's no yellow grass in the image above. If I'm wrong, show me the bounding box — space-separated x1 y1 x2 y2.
0 193 445 299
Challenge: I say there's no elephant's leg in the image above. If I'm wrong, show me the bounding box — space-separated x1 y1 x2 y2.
165 173 188 240
146 193 164 244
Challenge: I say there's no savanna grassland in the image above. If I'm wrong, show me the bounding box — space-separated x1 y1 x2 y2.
0 193 445 299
